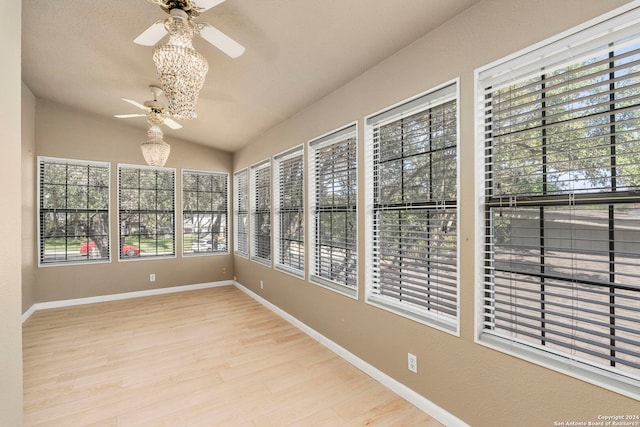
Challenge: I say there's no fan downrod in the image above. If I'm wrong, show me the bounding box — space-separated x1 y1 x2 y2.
156 0 202 17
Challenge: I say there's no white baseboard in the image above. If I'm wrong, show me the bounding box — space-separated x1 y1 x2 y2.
21 304 37 323
21 280 233 323
233 281 469 427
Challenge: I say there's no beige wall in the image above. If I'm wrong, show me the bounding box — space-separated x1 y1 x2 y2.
32 99 234 303
23 82 37 313
233 0 639 426
1 0 23 424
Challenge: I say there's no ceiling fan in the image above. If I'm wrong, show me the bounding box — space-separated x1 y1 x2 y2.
134 0 245 59
114 85 182 129
115 86 176 167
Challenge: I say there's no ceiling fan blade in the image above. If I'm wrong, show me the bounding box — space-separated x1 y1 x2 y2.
134 21 167 46
121 98 148 111
114 114 147 119
198 23 245 58
193 0 226 12
163 117 183 130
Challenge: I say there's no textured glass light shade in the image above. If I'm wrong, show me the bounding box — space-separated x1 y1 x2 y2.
153 19 208 120
141 124 171 167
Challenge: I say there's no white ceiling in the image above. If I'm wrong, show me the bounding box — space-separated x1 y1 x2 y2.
22 0 480 152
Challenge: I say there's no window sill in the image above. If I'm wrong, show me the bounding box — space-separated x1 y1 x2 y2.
478 332 640 401
366 294 459 336
310 275 357 299
275 264 304 279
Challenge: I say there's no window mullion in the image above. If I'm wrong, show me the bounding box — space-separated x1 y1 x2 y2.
608 50 618 368
540 73 548 346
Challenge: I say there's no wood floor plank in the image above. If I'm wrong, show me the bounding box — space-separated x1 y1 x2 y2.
23 286 443 426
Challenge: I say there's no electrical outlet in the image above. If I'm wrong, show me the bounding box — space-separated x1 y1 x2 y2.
149 273 156 282
408 353 418 373
260 280 264 289
221 266 227 274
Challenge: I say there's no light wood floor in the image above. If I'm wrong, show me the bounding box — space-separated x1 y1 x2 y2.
23 286 443 426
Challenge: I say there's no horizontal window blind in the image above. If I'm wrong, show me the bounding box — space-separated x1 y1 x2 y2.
367 83 459 332
182 170 228 255
234 169 249 257
118 164 175 259
480 8 640 386
485 49 640 199
38 157 110 265
274 147 304 275
309 125 358 294
250 160 271 264
478 6 640 91
486 206 640 374
376 208 457 315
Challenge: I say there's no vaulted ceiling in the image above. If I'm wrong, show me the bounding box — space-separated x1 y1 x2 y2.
22 0 480 152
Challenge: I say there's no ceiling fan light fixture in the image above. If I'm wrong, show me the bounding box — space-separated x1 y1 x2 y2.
153 11 208 120
141 124 171 167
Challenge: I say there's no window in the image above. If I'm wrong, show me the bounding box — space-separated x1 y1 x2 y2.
478 6 640 397
365 82 459 333
274 146 305 276
38 157 110 265
234 168 249 257
309 124 358 296
250 160 271 265
118 164 175 259
182 170 228 255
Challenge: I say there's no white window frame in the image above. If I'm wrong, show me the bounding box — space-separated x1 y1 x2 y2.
273 145 305 277
37 156 111 267
182 169 229 257
308 123 358 298
250 159 272 266
474 2 640 400
364 79 460 335
233 168 249 258
117 163 176 261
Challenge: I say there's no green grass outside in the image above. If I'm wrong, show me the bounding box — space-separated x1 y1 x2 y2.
124 236 174 253
45 235 209 254
43 238 89 251
44 237 175 253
